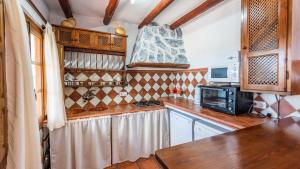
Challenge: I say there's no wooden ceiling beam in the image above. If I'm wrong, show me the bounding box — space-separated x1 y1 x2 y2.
103 0 120 25
138 0 175 29
58 0 73 18
170 0 224 30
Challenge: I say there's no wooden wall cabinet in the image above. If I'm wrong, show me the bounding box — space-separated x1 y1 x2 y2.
111 35 127 52
75 30 95 49
241 0 300 95
54 26 75 46
94 33 111 51
53 25 127 53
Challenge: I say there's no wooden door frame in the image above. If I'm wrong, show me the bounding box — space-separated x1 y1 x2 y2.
0 0 7 167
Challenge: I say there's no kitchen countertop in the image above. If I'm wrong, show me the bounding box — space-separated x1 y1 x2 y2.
67 104 165 120
67 97 270 129
155 117 299 169
160 97 271 129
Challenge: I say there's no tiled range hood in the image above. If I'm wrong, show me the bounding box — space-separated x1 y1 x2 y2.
128 23 190 69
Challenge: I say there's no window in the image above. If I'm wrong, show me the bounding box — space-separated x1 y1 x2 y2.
26 16 45 126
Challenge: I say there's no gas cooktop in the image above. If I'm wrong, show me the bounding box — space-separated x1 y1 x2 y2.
134 100 161 107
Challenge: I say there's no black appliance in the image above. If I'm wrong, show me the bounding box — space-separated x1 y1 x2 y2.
199 85 253 115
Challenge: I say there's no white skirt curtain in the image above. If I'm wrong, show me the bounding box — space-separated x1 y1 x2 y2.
4 0 42 168
112 109 170 164
50 116 112 169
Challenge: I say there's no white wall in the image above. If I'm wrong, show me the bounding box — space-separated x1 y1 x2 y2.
50 13 139 65
182 0 241 69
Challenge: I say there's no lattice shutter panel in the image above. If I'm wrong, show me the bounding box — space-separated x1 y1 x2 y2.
78 33 91 45
98 35 110 46
249 0 279 52
60 30 72 43
248 54 279 85
113 37 123 48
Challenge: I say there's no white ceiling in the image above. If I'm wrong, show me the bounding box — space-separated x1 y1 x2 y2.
43 0 208 25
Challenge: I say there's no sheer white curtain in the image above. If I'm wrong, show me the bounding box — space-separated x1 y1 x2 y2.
112 109 170 163
4 0 42 168
50 116 112 169
44 23 66 131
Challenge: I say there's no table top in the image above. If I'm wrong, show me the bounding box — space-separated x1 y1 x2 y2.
156 117 300 169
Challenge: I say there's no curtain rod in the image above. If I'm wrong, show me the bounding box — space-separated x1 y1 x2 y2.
26 0 47 28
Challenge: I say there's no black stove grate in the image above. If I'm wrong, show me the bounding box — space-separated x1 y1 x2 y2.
134 100 161 107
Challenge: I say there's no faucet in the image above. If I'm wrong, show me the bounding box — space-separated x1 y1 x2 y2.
82 89 96 102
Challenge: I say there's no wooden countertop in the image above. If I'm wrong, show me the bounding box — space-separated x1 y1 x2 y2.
155 117 300 169
67 104 165 120
67 97 270 130
160 97 271 129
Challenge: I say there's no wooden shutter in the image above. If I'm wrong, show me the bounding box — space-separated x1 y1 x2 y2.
94 33 111 51
241 0 288 92
75 30 94 49
111 35 126 52
55 27 75 46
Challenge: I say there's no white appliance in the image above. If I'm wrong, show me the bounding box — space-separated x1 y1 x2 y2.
208 51 241 83
170 110 193 146
194 120 224 141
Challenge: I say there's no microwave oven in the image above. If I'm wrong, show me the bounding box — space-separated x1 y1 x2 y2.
199 85 253 115
208 63 240 83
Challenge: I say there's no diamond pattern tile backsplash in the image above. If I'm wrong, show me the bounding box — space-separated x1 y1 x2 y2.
65 69 208 110
64 68 300 118
253 93 300 118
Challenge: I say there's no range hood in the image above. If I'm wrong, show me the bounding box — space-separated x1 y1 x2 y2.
128 23 190 69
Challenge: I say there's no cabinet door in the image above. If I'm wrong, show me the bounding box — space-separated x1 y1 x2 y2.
194 120 223 141
94 33 111 51
170 110 193 146
241 0 288 92
74 30 95 49
54 27 75 46
111 35 126 52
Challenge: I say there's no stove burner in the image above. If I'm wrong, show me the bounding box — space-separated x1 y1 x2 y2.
134 100 161 107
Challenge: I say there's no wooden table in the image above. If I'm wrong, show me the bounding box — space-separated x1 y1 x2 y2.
156 117 300 169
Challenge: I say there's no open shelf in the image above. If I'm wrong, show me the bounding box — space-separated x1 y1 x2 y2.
126 62 190 69
65 68 126 73
64 80 127 88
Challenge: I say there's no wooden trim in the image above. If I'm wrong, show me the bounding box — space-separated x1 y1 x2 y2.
138 0 174 29
26 17 46 127
287 0 300 95
26 0 47 24
65 68 126 73
126 63 190 69
52 24 128 37
126 69 176 73
58 0 73 18
64 46 126 56
170 0 224 30
103 0 119 25
0 0 7 166
176 68 208 73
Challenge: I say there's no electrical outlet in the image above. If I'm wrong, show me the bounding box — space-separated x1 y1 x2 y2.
253 100 267 109
119 92 127 97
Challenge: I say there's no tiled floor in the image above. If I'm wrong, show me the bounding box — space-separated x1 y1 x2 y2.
105 156 162 169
